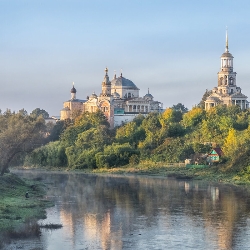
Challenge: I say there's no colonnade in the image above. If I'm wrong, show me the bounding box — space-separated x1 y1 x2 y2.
221 58 233 68
127 105 149 113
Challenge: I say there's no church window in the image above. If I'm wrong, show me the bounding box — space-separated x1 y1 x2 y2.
230 77 233 85
219 77 223 86
128 93 131 98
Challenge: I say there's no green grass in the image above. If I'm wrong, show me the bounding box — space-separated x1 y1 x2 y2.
0 173 52 233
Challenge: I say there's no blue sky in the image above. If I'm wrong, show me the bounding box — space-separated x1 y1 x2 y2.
1 0 250 116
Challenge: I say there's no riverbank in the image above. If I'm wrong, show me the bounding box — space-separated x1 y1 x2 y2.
0 173 52 246
92 163 239 183
18 159 248 185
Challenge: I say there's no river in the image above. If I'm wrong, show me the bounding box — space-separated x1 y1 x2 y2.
4 171 250 250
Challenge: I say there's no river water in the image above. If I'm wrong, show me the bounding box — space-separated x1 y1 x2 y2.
4 171 250 250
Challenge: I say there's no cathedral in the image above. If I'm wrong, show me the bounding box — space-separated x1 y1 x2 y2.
205 31 249 110
60 68 163 128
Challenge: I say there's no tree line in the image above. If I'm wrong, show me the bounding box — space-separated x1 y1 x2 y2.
1 103 250 175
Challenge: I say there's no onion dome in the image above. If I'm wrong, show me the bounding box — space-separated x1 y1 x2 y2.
71 82 76 93
71 86 76 93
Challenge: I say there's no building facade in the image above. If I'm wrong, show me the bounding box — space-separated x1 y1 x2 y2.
60 68 163 128
205 32 249 110
60 83 87 120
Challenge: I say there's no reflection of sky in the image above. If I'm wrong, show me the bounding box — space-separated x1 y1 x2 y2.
10 171 250 249
1 1 250 115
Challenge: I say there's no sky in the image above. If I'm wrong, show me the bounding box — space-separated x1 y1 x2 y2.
1 0 250 116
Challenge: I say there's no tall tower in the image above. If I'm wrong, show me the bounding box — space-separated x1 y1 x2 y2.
101 68 111 96
204 29 249 110
217 29 237 95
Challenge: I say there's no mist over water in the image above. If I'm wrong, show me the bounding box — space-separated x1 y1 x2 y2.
5 171 250 250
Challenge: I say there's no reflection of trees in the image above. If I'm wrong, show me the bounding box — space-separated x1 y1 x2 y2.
16 171 250 249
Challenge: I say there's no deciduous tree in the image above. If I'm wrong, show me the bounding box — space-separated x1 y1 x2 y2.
0 111 46 175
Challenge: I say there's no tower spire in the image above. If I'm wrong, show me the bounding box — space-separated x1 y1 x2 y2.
225 27 229 52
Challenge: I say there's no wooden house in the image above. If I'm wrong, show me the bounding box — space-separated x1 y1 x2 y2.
207 148 222 163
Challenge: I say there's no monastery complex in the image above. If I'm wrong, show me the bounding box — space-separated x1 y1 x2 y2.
60 31 249 127
60 69 163 128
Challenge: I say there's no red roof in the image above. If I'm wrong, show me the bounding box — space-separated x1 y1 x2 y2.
209 148 223 156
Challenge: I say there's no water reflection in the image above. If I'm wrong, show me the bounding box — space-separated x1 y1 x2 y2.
8 171 250 250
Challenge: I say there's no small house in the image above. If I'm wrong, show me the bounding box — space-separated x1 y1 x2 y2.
207 148 222 163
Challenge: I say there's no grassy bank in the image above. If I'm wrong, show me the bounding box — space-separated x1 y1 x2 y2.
19 158 249 186
92 161 243 184
0 173 52 244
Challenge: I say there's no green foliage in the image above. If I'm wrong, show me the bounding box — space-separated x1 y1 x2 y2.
0 110 46 175
30 108 49 119
160 108 182 126
47 121 66 142
25 141 67 167
96 143 139 168
182 107 204 128
115 121 146 145
71 148 99 169
171 103 188 113
153 138 194 162
75 126 110 150
20 104 250 172
193 142 211 154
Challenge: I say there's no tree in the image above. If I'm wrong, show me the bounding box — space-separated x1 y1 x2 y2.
171 103 188 113
182 107 204 128
160 108 182 126
30 108 49 119
223 128 239 159
0 112 46 175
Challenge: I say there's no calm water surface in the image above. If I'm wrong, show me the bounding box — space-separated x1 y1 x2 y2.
5 171 250 250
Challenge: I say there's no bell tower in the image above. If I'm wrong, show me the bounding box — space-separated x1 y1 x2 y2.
101 67 111 96
217 29 237 94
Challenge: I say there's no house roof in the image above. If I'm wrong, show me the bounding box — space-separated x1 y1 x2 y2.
209 148 222 156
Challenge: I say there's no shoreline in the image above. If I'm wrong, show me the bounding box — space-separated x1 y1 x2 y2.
0 173 53 247
13 161 246 186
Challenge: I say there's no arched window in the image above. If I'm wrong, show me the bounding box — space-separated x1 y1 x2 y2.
229 77 233 85
219 77 223 86
128 93 131 98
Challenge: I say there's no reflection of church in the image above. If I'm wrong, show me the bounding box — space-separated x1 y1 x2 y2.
205 31 249 110
61 68 163 128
